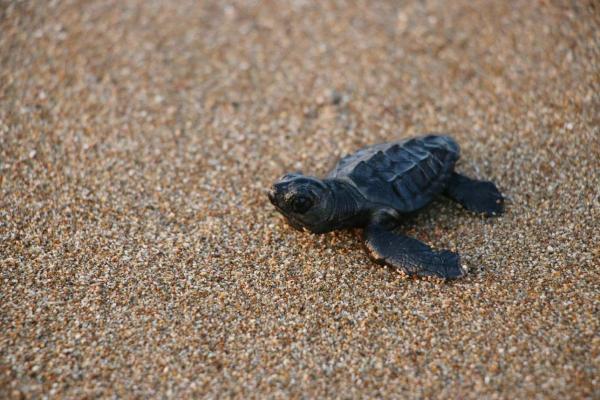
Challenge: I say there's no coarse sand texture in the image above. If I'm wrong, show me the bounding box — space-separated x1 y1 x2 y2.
1 1 599 398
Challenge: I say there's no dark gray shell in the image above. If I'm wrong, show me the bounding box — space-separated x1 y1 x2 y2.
328 135 460 212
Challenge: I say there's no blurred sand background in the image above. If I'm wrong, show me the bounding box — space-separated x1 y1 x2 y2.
1 0 599 398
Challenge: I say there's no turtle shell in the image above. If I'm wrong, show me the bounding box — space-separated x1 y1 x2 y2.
328 135 460 212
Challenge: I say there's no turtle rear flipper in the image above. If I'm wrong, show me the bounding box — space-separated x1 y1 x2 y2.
364 223 464 279
445 173 504 217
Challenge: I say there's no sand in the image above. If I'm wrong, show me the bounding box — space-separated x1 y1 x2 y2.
1 0 598 398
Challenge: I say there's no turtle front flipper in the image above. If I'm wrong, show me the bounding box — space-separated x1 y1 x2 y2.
364 220 465 279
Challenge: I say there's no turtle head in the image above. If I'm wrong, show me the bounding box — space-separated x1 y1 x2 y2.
268 173 334 233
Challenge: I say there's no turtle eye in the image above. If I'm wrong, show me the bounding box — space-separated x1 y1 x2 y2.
291 195 313 214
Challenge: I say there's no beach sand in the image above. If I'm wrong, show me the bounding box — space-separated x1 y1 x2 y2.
1 0 598 398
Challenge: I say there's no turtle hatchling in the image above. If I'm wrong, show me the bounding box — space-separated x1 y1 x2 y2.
268 135 504 279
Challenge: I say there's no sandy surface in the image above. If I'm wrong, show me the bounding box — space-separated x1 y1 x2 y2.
1 0 599 398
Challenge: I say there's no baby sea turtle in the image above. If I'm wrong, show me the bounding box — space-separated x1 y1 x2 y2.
268 134 504 279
